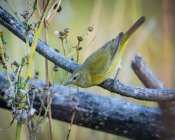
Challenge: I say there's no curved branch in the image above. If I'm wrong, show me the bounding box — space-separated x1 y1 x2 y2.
0 6 175 101
0 72 160 140
132 55 175 140
131 54 164 88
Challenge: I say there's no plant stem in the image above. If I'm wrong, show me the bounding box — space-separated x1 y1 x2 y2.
26 0 52 76
30 132 36 140
15 122 22 140
0 42 11 86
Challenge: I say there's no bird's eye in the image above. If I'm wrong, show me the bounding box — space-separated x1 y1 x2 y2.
73 76 77 80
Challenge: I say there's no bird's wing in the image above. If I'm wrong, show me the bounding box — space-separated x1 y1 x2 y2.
82 33 123 75
107 32 123 62
83 48 111 75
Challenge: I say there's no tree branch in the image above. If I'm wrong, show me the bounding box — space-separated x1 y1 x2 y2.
0 6 175 101
0 72 160 140
131 54 164 88
132 54 175 140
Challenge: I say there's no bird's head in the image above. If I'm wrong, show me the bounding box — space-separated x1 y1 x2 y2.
65 68 90 88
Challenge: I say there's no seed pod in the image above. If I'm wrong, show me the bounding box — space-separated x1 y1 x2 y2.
77 36 84 42
88 26 93 32
59 31 66 37
64 27 71 33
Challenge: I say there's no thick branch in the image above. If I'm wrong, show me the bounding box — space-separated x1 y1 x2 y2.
132 55 175 140
0 6 175 101
0 72 160 140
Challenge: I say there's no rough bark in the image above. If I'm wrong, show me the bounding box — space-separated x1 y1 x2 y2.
132 55 175 140
0 72 160 140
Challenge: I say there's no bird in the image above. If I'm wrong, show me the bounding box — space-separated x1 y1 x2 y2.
65 16 145 88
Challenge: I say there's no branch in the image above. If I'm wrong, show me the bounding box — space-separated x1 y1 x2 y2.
131 54 164 88
132 55 175 140
0 72 160 140
0 6 175 101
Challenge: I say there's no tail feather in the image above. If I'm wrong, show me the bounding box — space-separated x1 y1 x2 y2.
121 16 145 48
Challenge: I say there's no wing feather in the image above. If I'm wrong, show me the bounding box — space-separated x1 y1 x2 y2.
82 32 123 75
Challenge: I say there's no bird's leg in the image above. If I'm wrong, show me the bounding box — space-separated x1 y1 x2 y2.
114 66 121 81
110 66 121 91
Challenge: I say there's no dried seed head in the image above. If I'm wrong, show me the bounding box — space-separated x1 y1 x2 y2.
58 31 66 40
21 10 30 20
77 36 84 42
88 26 94 32
59 31 66 37
64 27 71 33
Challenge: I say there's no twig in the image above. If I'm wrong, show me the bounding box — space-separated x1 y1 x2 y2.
66 39 81 140
44 10 53 140
66 108 76 140
26 0 52 76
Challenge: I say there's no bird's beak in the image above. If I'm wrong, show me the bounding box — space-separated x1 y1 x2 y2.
64 80 72 86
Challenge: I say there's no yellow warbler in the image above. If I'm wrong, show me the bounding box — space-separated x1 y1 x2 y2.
65 16 145 88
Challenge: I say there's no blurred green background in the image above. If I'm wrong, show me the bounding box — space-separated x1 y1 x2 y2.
0 0 175 140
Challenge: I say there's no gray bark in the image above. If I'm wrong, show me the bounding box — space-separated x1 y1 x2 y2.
0 72 160 140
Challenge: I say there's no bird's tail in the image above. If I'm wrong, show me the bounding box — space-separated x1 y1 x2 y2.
121 16 145 49
111 16 145 75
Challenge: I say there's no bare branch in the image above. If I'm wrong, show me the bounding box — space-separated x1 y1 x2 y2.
131 54 164 88
0 6 175 101
101 80 175 101
132 54 175 140
0 72 160 140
